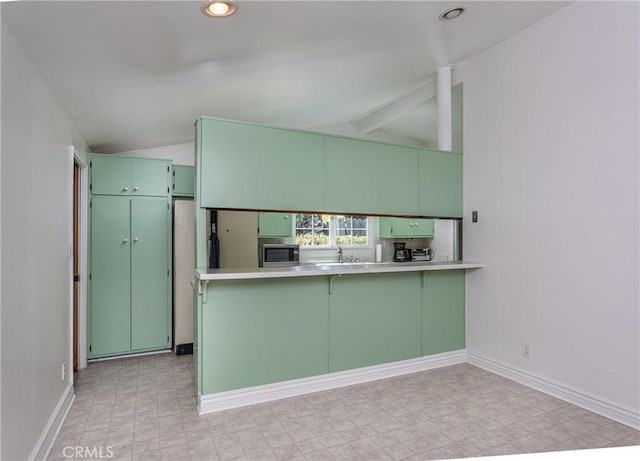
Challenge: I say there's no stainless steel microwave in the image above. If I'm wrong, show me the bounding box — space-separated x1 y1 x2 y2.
259 244 300 267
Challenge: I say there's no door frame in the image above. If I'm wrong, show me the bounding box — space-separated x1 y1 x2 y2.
70 147 89 370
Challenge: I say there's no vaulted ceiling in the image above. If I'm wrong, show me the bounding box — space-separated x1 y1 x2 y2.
2 1 570 153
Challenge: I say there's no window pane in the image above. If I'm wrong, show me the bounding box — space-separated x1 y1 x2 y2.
295 213 330 246
336 215 368 246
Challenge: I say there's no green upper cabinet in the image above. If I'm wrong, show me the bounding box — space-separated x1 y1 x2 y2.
258 212 292 237
329 272 421 372
379 217 434 238
173 165 195 197
197 118 325 211
325 137 419 216
418 149 463 218
90 154 170 197
422 270 466 355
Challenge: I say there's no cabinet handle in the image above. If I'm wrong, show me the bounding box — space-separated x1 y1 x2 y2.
133 237 139 243
123 186 129 192
284 215 289 219
133 186 139 192
123 238 129 244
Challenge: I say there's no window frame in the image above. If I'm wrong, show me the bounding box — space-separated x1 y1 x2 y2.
293 214 372 250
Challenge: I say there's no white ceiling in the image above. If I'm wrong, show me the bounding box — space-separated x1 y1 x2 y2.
1 0 570 153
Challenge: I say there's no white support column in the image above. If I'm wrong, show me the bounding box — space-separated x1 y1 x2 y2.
437 65 452 151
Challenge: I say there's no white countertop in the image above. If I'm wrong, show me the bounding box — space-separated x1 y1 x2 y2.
195 260 484 281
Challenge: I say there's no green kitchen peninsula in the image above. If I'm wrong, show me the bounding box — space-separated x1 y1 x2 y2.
193 116 482 414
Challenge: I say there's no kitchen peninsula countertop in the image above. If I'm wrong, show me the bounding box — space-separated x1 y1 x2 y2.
196 260 483 281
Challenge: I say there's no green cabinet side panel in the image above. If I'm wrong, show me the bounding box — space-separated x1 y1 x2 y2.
325 137 419 215
130 197 170 351
198 119 325 211
379 217 393 238
89 196 131 357
173 165 195 197
258 212 292 237
202 277 329 393
329 273 421 372
90 155 131 196
131 158 170 197
418 149 463 218
422 270 466 355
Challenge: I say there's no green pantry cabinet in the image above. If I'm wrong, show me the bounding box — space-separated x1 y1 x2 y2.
198 270 465 395
88 154 172 358
196 117 463 218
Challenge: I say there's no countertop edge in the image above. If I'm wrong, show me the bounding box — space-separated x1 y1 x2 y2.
195 261 484 281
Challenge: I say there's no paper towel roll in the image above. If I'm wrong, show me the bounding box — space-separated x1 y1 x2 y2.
375 244 382 263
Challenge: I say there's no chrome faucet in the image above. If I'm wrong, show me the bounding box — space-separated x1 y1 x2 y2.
337 245 344 263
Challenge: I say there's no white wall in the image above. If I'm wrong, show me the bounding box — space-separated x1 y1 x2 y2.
117 142 194 165
1 22 88 460
462 0 639 420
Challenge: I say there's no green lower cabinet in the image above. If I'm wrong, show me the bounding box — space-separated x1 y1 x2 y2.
258 212 292 237
422 270 466 355
329 273 422 372
201 277 329 394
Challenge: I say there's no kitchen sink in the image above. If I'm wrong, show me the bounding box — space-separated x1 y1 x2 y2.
312 262 386 270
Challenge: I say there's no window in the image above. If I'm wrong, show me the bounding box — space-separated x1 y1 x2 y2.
295 214 369 247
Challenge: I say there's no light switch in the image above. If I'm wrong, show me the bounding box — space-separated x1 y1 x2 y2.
472 211 478 223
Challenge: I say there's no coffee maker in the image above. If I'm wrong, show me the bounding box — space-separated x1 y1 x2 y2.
393 242 409 262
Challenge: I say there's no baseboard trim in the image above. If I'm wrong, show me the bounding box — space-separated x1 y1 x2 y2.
30 383 75 461
467 352 640 430
199 350 466 414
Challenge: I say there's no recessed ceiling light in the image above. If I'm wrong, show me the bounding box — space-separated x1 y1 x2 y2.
201 0 238 18
439 7 466 21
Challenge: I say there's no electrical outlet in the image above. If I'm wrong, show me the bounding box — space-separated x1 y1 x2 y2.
522 343 531 359
61 363 66 381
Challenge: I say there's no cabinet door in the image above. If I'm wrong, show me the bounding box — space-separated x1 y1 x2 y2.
258 212 292 237
325 137 419 215
173 165 195 197
90 156 131 195
131 158 170 197
422 270 465 355
199 118 325 211
391 218 415 237
330 273 421 372
418 149 463 218
413 218 434 238
201 277 328 393
90 196 131 357
131 197 170 351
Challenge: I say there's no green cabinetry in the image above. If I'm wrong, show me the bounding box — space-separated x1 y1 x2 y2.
172 165 195 197
200 277 329 393
197 118 325 211
379 217 434 238
329 273 421 372
419 149 463 218
89 154 172 359
90 155 170 197
422 270 465 355
325 136 419 215
258 212 292 237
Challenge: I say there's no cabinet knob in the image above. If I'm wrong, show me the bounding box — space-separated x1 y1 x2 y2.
123 238 129 244
133 186 139 192
133 237 139 243
284 215 289 219
123 186 129 192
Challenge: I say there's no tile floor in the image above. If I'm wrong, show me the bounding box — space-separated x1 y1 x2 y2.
48 353 639 460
